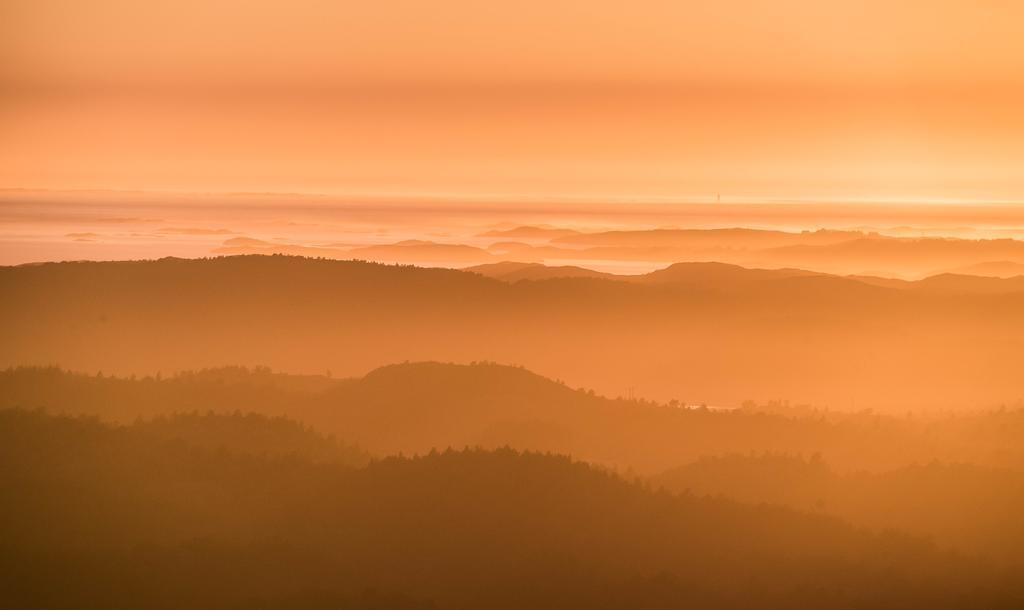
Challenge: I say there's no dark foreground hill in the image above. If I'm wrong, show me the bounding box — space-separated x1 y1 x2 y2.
4 255 1024 411
2 409 1021 610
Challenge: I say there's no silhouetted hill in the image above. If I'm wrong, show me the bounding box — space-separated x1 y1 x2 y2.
306 362 1024 473
465 261 616 281
950 260 1024 278
636 261 822 287
909 273 1024 295
0 385 367 466
654 454 1024 564
539 228 1024 277
346 240 496 264
212 236 345 258
130 411 370 465
6 363 1024 475
0 365 335 421
213 227 1024 278
5 255 1024 411
469 259 1024 295
759 236 1024 277
3 409 1020 610
839 271 1024 295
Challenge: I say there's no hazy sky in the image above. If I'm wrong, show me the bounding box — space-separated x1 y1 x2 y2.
3 0 1024 201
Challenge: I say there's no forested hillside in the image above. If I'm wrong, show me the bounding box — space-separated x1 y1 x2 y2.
6 363 1024 474
3 409 1020 610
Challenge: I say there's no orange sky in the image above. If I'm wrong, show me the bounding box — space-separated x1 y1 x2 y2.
3 0 1024 201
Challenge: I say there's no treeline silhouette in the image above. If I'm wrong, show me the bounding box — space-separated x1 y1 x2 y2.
5 363 1024 475
4 255 1024 411
3 409 1021 610
5 363 1024 570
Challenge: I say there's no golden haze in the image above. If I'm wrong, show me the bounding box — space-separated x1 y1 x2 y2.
4 2 1024 609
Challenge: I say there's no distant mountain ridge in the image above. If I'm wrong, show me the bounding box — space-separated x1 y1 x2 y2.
468 259 1024 294
551 227 867 248
210 225 1024 277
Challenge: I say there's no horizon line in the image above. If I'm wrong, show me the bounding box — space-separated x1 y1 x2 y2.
3 186 1024 208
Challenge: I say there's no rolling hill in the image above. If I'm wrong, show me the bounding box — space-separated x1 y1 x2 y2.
3 409 1020 610
6 363 1024 475
4 255 1024 411
654 454 1024 564
465 261 616 281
